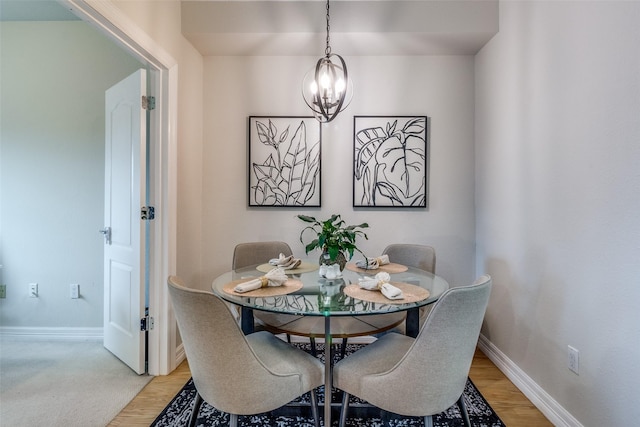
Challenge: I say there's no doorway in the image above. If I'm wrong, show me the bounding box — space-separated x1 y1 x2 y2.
0 2 176 376
68 0 178 376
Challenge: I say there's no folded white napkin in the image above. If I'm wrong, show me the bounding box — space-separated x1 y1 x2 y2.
356 254 390 270
268 253 302 270
357 271 404 300
379 283 403 299
234 267 288 293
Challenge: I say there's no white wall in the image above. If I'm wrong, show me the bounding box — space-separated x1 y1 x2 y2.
199 55 477 289
0 22 141 327
475 1 640 425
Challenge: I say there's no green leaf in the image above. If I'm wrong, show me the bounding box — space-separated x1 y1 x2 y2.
304 240 319 254
297 215 316 223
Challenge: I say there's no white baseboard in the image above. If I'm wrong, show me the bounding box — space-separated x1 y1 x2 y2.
0 326 103 341
478 334 583 427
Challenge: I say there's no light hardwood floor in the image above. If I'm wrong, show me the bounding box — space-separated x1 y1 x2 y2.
109 348 552 426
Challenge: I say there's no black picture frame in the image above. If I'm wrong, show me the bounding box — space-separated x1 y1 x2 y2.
248 116 321 207
353 116 428 208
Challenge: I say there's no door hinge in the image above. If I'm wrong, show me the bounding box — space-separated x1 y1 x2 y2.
141 206 155 220
140 316 154 331
142 95 155 110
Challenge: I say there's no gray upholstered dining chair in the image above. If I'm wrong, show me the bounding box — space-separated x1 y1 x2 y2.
232 241 302 340
333 275 492 427
167 276 324 427
382 243 436 333
232 241 293 270
382 243 436 274
339 243 437 344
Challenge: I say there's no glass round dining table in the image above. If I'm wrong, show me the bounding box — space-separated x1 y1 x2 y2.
212 260 449 427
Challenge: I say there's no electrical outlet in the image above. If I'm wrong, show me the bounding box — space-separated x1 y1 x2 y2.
29 283 38 297
0 284 6 298
70 283 80 299
568 345 579 374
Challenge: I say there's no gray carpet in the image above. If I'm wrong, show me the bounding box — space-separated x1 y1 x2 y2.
0 338 152 426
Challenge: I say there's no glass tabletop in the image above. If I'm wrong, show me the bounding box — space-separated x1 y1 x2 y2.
212 261 450 317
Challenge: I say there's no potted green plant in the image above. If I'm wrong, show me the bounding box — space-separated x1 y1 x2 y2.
297 214 369 270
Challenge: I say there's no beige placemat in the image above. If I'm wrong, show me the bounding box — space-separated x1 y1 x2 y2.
345 262 409 274
256 261 319 274
343 282 430 304
222 278 304 297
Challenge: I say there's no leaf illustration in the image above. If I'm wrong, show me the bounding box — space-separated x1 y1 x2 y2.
360 167 373 205
279 125 290 144
255 120 275 146
386 120 397 136
296 142 320 206
402 117 426 136
252 178 285 205
252 156 277 180
252 160 286 205
377 134 425 201
375 180 404 206
409 192 426 207
354 126 387 180
281 121 308 204
304 141 320 180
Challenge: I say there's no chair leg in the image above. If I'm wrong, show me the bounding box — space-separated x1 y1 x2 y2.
309 337 317 357
381 410 392 427
424 415 434 427
286 333 292 343
340 337 348 359
339 391 350 427
189 392 203 427
310 388 320 427
458 394 471 427
229 413 238 427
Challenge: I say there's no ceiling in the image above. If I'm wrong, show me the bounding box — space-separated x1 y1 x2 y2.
181 0 499 56
1 0 499 56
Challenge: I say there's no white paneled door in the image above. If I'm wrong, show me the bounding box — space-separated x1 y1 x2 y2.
103 69 147 375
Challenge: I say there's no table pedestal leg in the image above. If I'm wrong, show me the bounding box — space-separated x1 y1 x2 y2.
240 307 254 334
324 316 331 427
405 307 419 338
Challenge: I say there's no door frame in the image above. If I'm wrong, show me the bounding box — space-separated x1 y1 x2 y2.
61 0 178 375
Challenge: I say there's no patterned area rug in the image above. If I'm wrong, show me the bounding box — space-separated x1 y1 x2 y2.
152 343 505 427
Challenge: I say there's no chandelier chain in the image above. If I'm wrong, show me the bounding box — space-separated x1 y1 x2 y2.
325 0 331 56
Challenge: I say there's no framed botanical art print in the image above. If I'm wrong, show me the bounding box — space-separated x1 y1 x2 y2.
353 116 428 208
248 116 321 207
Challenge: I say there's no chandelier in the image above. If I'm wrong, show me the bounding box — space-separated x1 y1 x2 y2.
302 0 353 123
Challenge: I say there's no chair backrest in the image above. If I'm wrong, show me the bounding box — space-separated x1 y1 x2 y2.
364 275 491 416
232 241 293 269
167 276 295 413
382 243 436 273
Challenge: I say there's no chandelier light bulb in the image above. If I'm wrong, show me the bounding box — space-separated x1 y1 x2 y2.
320 73 331 90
